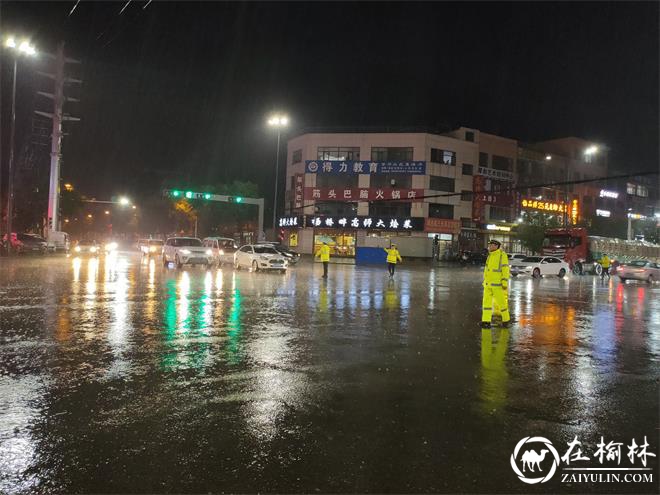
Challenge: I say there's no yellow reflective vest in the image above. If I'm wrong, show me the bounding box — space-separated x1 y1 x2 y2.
317 244 330 262
384 248 402 264
483 249 510 287
600 255 611 268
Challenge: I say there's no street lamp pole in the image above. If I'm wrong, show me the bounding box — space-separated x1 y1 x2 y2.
273 128 281 235
267 113 289 239
5 58 18 252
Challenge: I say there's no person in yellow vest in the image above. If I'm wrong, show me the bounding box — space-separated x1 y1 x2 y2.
315 241 331 278
481 239 511 328
383 244 403 277
599 253 611 280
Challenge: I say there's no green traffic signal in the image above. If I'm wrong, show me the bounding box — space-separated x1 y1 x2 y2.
171 190 181 197
204 193 212 200
235 196 243 203
185 191 193 199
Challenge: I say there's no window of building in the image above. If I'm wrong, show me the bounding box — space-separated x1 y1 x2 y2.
431 148 456 166
292 149 302 164
489 206 511 222
370 174 412 189
429 203 454 219
465 131 475 142
429 176 455 192
460 190 473 201
317 147 360 161
462 163 473 175
627 183 636 195
371 147 413 161
315 174 359 189
369 201 411 217
461 217 475 228
315 202 358 216
637 185 649 197
491 155 512 171
479 152 489 167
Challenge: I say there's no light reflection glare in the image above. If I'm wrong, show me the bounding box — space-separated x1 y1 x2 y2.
72 257 81 282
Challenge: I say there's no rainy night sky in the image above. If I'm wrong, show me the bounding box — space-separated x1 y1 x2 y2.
0 1 658 201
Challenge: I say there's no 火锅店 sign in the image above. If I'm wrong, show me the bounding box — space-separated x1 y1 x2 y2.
307 215 424 231
305 160 426 175
304 187 424 202
424 218 461 234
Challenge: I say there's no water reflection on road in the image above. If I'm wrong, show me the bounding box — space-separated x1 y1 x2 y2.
0 254 658 493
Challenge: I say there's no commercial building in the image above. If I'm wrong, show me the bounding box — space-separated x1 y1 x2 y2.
281 128 519 259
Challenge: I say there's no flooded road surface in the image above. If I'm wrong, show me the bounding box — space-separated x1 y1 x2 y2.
1 253 658 493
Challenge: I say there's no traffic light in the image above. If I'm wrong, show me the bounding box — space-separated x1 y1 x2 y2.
185 191 193 199
227 196 243 203
278 229 285 241
203 193 212 200
171 190 181 198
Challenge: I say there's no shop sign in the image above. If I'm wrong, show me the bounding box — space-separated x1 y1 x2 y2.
521 198 567 213
473 192 514 207
294 174 304 209
472 175 486 221
305 160 426 175
278 216 301 228
304 187 424 202
307 215 424 231
596 209 611 218
424 218 461 234
289 232 298 247
571 199 579 225
486 224 511 232
599 189 619 199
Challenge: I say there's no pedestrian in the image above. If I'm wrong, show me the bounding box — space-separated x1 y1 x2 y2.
383 243 402 277
316 241 330 278
599 253 611 280
481 239 511 329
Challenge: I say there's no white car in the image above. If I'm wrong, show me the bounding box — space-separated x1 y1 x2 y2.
510 256 570 278
234 244 288 272
162 237 214 268
202 237 239 266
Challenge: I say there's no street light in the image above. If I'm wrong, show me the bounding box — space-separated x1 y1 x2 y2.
3 36 37 253
545 155 552 161
118 196 131 206
267 113 289 237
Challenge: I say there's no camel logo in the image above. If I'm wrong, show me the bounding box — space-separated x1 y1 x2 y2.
510 436 560 484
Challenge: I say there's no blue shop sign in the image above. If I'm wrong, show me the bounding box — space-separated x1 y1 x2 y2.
305 160 426 175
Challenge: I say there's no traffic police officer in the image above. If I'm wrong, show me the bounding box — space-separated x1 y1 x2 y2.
316 241 331 278
481 239 511 328
384 244 403 277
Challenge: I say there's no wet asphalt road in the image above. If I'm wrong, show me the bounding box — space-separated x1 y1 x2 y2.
0 253 658 494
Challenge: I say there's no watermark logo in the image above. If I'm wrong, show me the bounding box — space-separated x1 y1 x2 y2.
510 436 560 484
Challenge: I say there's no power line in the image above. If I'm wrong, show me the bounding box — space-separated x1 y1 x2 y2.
290 170 658 211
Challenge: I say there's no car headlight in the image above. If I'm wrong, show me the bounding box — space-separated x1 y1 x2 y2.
218 249 224 255
180 249 191 254
149 246 157 252
75 246 81 252
105 242 118 251
206 249 213 255
90 246 98 253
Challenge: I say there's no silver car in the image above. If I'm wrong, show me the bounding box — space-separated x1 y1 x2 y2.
617 260 660 283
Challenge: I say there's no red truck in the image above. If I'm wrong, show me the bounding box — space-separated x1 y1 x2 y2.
542 227 660 275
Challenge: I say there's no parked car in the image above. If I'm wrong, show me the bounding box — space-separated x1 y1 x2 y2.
261 241 301 265
202 237 239 266
508 253 528 263
617 260 660 283
139 238 164 256
234 244 288 272
73 240 100 256
5 233 47 254
510 256 570 278
162 237 213 268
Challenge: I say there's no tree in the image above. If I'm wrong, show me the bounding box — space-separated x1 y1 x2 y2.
516 212 562 254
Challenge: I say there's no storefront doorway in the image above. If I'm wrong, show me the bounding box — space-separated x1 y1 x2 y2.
313 230 357 258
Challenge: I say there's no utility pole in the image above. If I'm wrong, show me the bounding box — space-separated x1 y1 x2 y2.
5 58 18 250
35 42 81 241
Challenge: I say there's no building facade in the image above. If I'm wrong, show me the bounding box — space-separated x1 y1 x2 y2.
281 129 520 259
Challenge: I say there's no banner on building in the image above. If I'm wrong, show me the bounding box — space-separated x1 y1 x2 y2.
305 160 426 175
424 218 461 234
472 175 486 221
294 174 304 210
304 187 425 202
307 215 424 231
